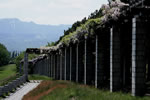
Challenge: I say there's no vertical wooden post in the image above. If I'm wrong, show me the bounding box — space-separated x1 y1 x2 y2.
70 47 72 81
47 57 48 76
24 52 28 81
84 37 95 85
50 55 51 77
43 58 46 76
39 61 41 75
110 28 113 91
64 48 67 80
37 61 40 75
110 27 121 92
76 44 79 82
60 54 62 80
95 35 98 88
51 55 53 77
84 39 87 85
131 16 146 96
46 58 48 76
61 49 65 80
40 60 42 75
19 63 22 75
57 54 60 80
70 45 76 81
55 55 58 79
48 56 50 77
53 55 55 79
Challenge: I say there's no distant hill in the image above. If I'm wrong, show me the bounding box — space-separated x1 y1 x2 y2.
0 18 71 51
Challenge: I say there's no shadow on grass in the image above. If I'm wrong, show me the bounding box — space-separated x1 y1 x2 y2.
28 74 52 80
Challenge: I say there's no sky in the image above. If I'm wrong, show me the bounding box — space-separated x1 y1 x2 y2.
0 0 108 25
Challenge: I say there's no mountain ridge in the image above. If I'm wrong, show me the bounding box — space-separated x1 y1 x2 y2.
0 18 71 51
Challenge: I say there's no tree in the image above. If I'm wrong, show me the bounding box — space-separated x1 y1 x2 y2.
46 41 56 47
15 51 19 57
11 51 15 58
0 43 10 66
15 52 38 73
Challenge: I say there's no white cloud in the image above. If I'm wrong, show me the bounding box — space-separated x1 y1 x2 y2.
0 0 108 25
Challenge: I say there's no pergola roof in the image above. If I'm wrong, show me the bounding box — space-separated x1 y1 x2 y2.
21 54 47 64
26 1 150 55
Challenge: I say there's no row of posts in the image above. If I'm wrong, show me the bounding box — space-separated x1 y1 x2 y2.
25 16 148 96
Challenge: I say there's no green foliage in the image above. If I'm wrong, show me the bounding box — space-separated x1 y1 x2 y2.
50 6 105 47
28 74 52 80
0 43 10 66
9 51 21 64
15 52 24 72
0 64 18 86
60 32 76 45
59 18 102 45
83 18 102 30
46 42 56 47
88 9 103 19
0 74 18 86
15 52 38 72
55 8 103 45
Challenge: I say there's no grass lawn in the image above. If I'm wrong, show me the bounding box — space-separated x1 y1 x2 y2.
28 74 52 80
23 80 150 100
0 64 17 86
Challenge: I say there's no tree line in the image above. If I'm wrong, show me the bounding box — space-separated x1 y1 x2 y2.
0 43 10 66
0 43 21 67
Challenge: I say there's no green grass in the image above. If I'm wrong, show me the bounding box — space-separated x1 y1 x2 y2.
28 74 52 80
0 64 17 86
41 81 150 100
23 80 150 100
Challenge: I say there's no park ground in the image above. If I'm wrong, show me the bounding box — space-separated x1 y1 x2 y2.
1 65 150 100
0 64 17 86
23 76 150 100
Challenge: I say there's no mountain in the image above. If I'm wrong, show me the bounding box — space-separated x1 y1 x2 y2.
0 18 71 52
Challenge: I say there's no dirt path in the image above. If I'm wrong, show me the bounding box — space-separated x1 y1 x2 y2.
24 84 66 100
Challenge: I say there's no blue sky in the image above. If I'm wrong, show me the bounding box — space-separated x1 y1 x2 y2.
0 0 108 25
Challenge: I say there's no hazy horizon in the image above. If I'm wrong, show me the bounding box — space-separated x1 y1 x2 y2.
0 18 71 26
0 0 108 25
0 0 108 51
0 18 71 51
